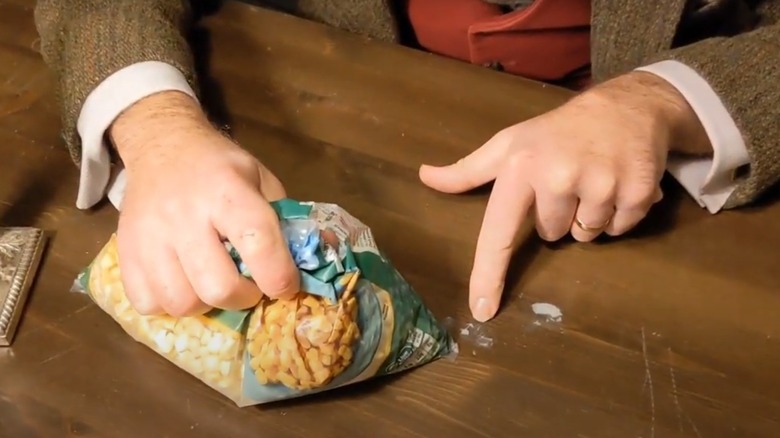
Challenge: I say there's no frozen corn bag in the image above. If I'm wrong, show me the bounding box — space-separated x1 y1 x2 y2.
72 199 456 406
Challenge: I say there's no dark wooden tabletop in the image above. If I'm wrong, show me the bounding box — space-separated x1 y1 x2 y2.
2 1 780 437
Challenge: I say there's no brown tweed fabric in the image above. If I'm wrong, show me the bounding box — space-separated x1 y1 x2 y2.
591 0 780 208
33 0 780 208
33 0 201 167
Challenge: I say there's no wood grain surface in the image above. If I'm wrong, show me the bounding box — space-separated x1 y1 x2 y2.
1 1 779 436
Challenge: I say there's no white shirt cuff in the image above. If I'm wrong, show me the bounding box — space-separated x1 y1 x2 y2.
76 61 197 211
635 60 749 214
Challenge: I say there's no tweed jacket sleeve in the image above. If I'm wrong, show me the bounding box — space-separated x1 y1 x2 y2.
646 20 780 208
33 0 201 168
592 0 780 209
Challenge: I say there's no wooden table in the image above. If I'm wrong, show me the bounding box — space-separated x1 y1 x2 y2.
2 1 779 436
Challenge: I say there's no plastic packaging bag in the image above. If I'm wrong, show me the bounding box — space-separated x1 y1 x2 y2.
72 199 456 406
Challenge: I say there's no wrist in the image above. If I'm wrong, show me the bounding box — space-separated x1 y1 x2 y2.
620 72 712 156
109 91 211 167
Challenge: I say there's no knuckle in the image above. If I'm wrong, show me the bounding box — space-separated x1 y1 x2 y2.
241 227 280 258
607 214 641 237
536 224 567 242
262 271 298 297
610 223 633 236
538 233 556 242
545 165 578 196
572 231 597 243
153 278 195 317
621 183 657 210
161 289 202 317
491 128 516 146
197 275 239 307
215 174 252 210
119 270 153 312
504 151 528 173
589 174 618 204
127 293 158 315
140 269 200 316
158 197 188 220
134 305 157 316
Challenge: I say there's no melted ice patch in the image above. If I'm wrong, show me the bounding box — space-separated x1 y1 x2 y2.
531 303 563 323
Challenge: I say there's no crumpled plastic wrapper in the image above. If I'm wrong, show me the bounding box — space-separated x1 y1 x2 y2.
72 199 457 406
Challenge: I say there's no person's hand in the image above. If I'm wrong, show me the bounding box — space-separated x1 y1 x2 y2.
419 72 711 322
109 91 300 317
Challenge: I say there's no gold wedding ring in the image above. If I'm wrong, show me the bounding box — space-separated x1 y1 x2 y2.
574 217 610 232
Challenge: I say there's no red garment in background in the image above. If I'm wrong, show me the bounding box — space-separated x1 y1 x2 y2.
406 0 592 89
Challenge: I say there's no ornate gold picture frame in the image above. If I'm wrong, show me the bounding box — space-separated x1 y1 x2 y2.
0 227 46 346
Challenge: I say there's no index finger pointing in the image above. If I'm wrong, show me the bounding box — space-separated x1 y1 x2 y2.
469 166 535 322
215 194 300 299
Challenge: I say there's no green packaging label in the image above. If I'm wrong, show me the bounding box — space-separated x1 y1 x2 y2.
72 199 456 407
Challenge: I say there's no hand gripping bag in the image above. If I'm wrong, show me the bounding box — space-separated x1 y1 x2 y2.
72 199 457 406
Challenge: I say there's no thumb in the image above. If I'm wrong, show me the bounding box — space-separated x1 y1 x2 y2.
418 129 513 194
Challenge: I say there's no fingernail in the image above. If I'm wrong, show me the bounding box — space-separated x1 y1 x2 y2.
472 297 494 322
